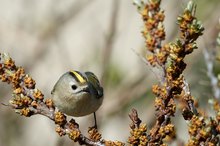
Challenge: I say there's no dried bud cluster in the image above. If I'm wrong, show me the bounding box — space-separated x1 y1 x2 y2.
54 111 67 126
186 97 220 145
177 1 204 43
88 127 102 142
187 115 219 146
104 141 125 146
129 123 148 145
134 0 167 66
68 129 81 142
0 53 38 115
128 109 148 145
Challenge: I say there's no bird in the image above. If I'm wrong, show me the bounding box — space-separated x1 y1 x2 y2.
51 70 103 128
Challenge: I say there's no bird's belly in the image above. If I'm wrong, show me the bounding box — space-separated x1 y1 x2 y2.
55 94 103 117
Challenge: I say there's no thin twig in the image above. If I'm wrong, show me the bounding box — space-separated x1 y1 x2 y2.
203 48 220 99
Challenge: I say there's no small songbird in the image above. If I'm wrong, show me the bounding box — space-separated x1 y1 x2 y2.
51 70 103 127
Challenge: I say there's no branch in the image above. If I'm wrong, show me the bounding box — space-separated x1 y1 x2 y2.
133 1 220 145
0 52 124 146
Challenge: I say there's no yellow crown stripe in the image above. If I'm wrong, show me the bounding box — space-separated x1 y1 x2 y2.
70 71 86 83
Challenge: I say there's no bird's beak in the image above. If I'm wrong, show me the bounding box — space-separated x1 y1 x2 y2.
81 86 90 93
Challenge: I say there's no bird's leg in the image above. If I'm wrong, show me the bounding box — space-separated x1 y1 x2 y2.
93 112 98 129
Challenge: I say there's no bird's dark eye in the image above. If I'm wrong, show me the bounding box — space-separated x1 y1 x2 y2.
71 85 78 90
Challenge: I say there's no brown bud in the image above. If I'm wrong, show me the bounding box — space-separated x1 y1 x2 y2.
55 125 66 136
20 107 32 117
68 130 80 142
54 111 66 126
23 75 36 89
33 89 44 100
88 127 102 142
31 101 38 108
45 98 54 109
13 87 23 94
4 58 15 69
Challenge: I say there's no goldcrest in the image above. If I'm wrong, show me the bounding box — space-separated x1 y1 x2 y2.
51 70 103 117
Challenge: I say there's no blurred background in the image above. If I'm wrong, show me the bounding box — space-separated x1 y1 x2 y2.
0 0 220 146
